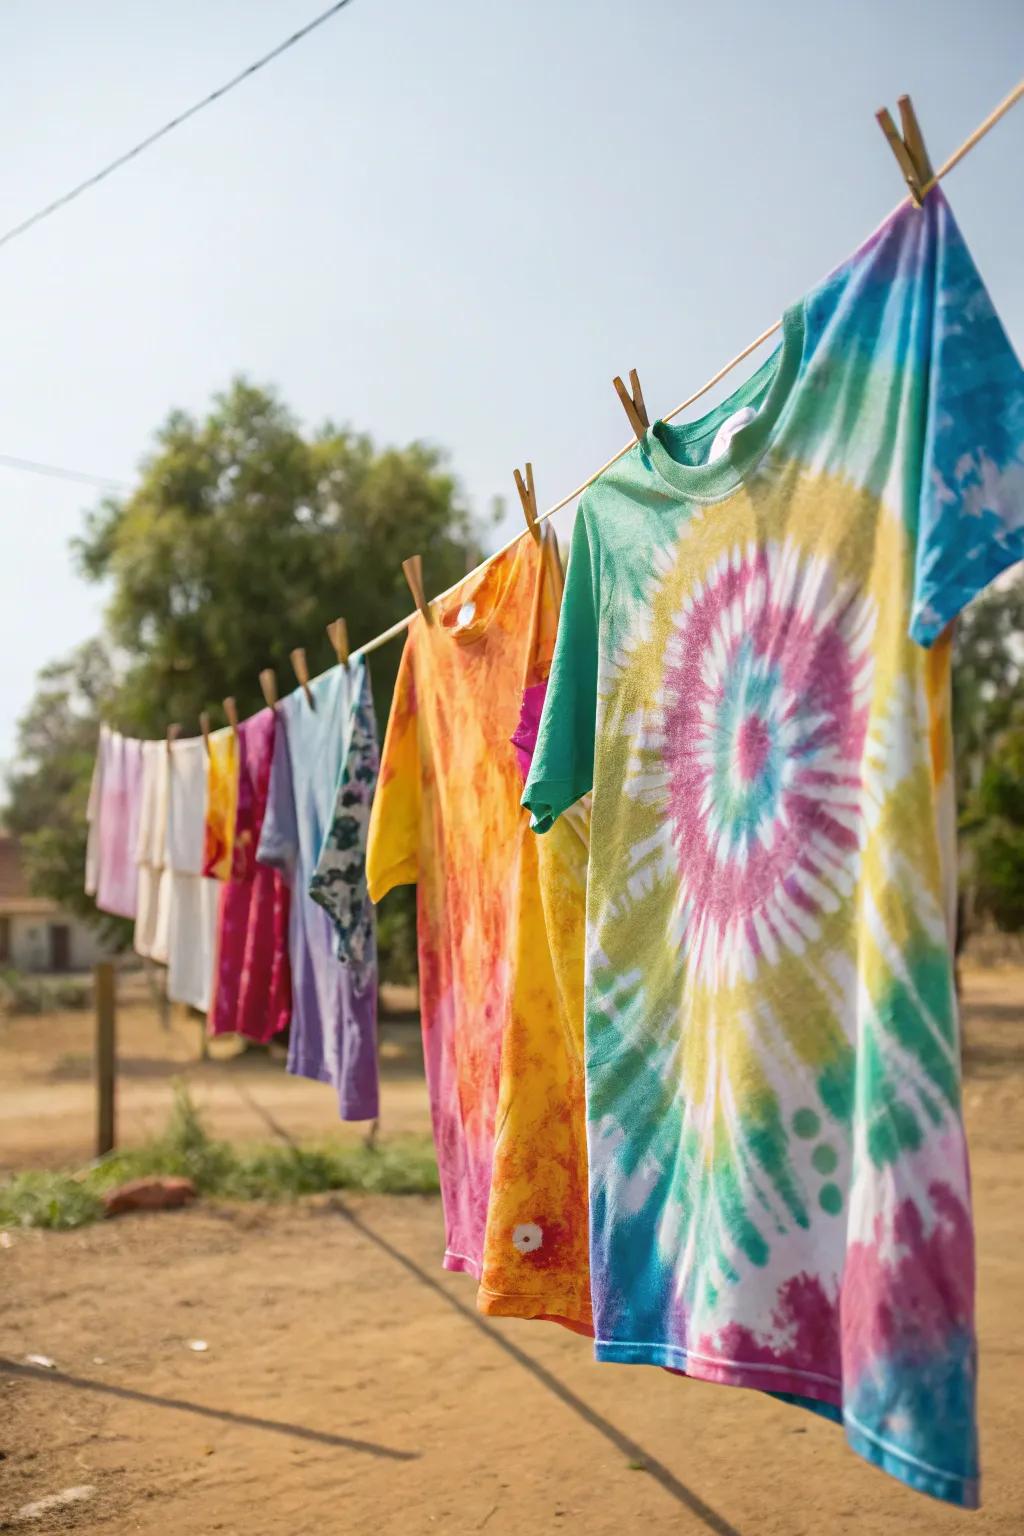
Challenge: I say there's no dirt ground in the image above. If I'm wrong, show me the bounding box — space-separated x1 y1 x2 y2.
0 975 431 1176
0 967 1021 1534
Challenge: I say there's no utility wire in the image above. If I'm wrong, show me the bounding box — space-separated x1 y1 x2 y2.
0 0 356 254
0 452 129 491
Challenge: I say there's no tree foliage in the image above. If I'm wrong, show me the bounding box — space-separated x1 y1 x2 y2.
952 575 1024 799
953 577 1024 933
5 639 129 942
74 378 483 735
7 380 487 969
9 377 1024 957
964 727 1024 932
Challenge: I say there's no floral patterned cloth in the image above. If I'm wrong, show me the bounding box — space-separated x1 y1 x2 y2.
309 662 379 980
258 663 378 1120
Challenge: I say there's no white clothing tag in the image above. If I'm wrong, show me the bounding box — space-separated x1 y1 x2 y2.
709 406 757 462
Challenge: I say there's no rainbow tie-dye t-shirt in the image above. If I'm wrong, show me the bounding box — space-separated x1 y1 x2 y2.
523 190 1024 1506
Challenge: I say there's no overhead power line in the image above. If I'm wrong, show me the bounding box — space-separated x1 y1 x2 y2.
0 0 357 255
0 453 129 491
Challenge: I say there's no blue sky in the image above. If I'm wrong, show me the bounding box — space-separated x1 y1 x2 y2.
0 0 1022 767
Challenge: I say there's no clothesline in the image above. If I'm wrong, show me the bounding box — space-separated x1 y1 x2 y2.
351 76 1024 663
83 76 1023 1510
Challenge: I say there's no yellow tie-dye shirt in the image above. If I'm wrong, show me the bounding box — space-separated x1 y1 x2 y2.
367 528 590 1328
203 726 238 882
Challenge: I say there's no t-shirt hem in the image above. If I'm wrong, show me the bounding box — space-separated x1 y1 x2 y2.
287 1053 333 1087
207 1016 238 1038
476 1282 594 1333
336 1096 379 1123
285 1053 378 1120
595 1337 842 1403
443 1248 482 1278
235 1011 289 1044
843 1409 979 1509
595 1338 977 1508
167 982 210 1012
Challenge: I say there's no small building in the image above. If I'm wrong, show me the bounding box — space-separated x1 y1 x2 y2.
0 834 112 973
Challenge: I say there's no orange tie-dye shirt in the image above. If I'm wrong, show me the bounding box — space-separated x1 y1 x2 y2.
367 529 589 1327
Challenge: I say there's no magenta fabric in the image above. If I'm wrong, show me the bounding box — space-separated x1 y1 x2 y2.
208 707 291 1041
511 681 548 780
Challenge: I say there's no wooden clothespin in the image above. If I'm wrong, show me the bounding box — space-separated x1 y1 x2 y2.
223 696 239 735
327 617 350 665
876 94 934 208
290 648 315 708
166 722 181 757
513 462 541 544
402 555 432 624
612 369 650 442
199 710 212 757
259 669 278 708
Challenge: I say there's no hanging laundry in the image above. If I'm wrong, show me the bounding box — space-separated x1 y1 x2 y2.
134 740 171 964
481 533 592 1333
203 725 238 881
166 735 220 1013
257 661 378 1121
524 190 1024 1507
367 531 591 1330
84 743 102 900
87 727 144 920
208 706 291 1043
309 661 378 980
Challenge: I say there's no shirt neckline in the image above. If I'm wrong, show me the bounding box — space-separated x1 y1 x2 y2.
437 535 528 645
644 300 807 503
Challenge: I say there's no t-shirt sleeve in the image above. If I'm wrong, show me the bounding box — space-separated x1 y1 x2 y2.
910 196 1024 646
256 711 299 885
366 636 420 903
311 661 380 969
522 507 599 832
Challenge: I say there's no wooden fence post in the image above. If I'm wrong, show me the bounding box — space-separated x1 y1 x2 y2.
95 961 116 1157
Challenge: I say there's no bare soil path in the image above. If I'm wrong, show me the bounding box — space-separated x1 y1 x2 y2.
0 968 1021 1534
0 978 430 1175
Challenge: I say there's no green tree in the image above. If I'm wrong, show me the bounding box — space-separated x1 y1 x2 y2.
75 378 483 735
952 575 1024 807
8 379 487 972
953 576 1024 938
963 724 1024 931
5 640 129 942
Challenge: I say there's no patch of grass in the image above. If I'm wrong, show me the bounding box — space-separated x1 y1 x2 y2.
0 1171 106 1230
0 968 92 1015
0 1083 439 1231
